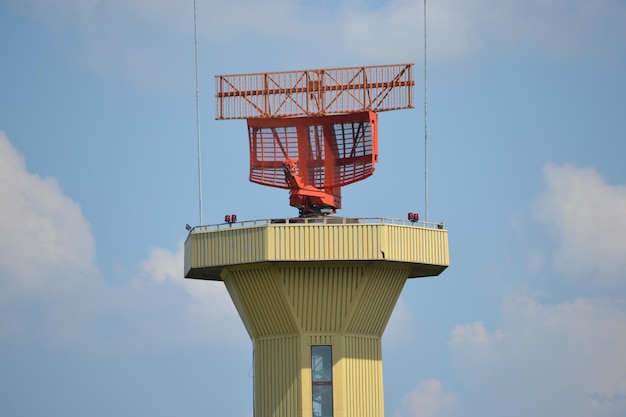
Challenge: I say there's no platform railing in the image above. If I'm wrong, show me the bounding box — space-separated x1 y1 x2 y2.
188 217 445 234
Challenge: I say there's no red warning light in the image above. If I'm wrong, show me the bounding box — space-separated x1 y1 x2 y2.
408 212 419 222
231 214 237 222
225 215 231 223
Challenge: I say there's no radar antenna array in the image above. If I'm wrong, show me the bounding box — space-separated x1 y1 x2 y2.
215 63 415 216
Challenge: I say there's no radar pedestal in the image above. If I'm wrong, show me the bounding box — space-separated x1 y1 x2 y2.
185 220 449 417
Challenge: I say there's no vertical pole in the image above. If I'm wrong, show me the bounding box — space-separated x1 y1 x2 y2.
423 0 429 225
193 0 203 225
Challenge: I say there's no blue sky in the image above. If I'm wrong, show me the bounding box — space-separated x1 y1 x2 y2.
1 0 625 416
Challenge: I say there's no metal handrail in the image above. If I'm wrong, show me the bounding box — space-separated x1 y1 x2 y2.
188 217 445 233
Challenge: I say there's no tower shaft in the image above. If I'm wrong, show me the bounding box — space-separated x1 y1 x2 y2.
185 218 449 417
225 263 407 417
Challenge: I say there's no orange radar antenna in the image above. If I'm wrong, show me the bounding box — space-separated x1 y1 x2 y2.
215 63 414 216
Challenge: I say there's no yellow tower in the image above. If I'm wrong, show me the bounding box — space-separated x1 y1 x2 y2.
185 64 449 417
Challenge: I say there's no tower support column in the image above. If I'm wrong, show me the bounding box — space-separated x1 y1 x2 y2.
185 220 449 417
223 262 408 417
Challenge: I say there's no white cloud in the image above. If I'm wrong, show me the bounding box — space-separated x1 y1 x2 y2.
448 320 502 352
393 379 457 417
444 163 626 416
449 296 626 417
139 242 241 324
534 163 626 285
0 131 98 304
384 295 418 347
139 243 288 345
0 130 105 346
0 131 246 350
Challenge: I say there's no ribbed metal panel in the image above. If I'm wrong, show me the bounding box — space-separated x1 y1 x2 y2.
256 336 300 417
309 335 334 345
268 224 382 261
281 266 363 333
185 222 449 280
346 266 407 335
384 225 449 266
190 226 267 269
344 335 384 417
225 267 298 338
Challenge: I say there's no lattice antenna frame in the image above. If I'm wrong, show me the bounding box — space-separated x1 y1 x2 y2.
216 64 414 120
215 63 415 216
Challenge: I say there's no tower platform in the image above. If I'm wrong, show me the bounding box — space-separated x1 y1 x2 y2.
184 217 449 417
185 217 448 280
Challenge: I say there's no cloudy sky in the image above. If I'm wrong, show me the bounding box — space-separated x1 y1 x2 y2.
1 0 625 416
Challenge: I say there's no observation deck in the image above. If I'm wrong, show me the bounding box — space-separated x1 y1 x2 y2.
184 217 449 281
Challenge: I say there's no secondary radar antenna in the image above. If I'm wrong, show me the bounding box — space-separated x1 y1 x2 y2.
215 63 415 216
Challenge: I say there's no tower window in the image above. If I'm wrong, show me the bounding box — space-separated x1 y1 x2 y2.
311 345 333 417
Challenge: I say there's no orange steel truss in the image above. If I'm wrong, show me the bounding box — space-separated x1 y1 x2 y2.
247 111 378 212
216 64 413 215
216 63 414 119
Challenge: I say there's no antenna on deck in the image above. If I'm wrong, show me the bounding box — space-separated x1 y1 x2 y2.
193 0 203 225
214 64 415 217
423 0 429 224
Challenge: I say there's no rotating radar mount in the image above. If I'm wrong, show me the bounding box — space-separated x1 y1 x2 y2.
216 63 415 217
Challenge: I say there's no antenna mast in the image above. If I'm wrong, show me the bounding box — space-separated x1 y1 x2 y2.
423 0 429 224
193 0 203 225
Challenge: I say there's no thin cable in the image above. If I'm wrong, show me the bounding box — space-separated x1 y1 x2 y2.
423 0 429 225
193 0 203 225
